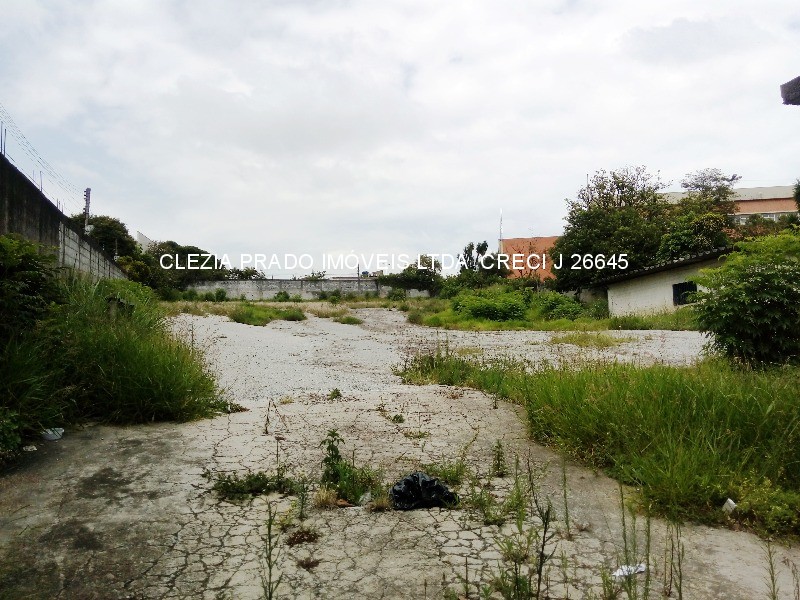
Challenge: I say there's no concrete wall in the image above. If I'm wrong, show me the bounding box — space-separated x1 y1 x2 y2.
606 258 721 316
189 278 428 300
0 154 125 279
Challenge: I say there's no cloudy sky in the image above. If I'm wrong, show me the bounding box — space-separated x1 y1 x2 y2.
1 0 798 275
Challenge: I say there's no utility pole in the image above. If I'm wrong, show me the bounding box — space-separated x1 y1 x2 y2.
83 188 91 233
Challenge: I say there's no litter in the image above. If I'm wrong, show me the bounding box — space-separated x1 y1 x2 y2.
722 498 737 514
22 445 37 452
389 472 459 510
41 428 65 441
612 564 646 578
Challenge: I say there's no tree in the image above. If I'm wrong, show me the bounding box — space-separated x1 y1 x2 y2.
679 168 741 217
656 212 728 262
794 179 800 213
551 167 669 292
378 255 443 295
693 230 800 366
69 214 138 258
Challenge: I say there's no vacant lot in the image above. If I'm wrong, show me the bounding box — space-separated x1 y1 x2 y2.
0 309 796 599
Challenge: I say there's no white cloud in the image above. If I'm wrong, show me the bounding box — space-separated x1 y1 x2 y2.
1 0 798 275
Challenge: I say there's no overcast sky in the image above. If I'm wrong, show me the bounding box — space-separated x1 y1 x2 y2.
1 0 798 275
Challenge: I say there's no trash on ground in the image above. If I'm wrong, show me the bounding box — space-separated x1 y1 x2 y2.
612 564 646 578
722 498 737 514
389 471 459 510
41 428 65 441
22 445 37 452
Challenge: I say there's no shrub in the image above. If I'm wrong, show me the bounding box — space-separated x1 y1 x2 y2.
452 293 526 321
182 289 198 301
386 288 406 301
0 234 61 343
529 291 584 320
274 290 290 302
693 231 800 366
214 288 227 302
201 291 215 301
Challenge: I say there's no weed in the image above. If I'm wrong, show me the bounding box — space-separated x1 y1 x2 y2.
334 315 363 325
297 557 320 571
561 458 572 540
278 396 295 405
313 486 338 509
368 490 392 512
390 414 405 424
403 430 430 440
319 430 384 504
229 303 306 326
400 352 800 536
492 441 508 478
422 458 468 487
208 468 296 502
260 502 283 600
550 331 634 348
327 388 342 400
285 526 320 547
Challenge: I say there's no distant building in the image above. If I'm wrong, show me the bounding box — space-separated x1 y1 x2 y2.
598 248 728 317
498 236 560 279
663 185 797 224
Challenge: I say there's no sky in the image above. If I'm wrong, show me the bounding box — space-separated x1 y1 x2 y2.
1 0 798 276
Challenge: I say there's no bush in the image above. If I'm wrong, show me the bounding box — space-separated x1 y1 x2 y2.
529 291 584 320
202 291 215 302
386 288 406 301
274 290 290 302
214 288 227 302
694 232 800 366
182 289 198 301
0 234 61 342
452 292 526 321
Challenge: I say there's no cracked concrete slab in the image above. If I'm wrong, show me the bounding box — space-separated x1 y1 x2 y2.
0 309 797 599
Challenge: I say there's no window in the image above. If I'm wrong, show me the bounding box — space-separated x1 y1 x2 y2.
673 281 697 306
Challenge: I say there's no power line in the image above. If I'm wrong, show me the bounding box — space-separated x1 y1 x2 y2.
0 101 84 214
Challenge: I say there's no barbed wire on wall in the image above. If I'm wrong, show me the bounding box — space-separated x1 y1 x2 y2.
0 101 85 216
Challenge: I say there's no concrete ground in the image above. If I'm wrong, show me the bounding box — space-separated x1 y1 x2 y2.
1 309 797 599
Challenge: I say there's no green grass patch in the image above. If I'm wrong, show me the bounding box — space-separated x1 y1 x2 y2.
206 468 297 502
229 302 306 326
399 352 800 536
549 331 634 348
333 315 363 325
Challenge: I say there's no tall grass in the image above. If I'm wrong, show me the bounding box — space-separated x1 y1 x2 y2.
1 277 226 459
400 352 800 535
47 278 225 422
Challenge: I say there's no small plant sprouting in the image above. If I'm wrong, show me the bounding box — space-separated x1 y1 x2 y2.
327 388 342 400
260 502 283 600
492 440 508 478
390 414 405 424
561 457 572 540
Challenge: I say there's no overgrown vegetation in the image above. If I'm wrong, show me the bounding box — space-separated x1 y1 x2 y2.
412 285 696 331
0 235 226 460
319 429 385 505
693 230 800 366
400 351 800 536
229 303 306 326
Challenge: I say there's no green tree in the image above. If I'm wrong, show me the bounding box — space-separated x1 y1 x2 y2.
656 212 728 262
794 179 800 213
378 255 443 295
693 230 800 366
69 214 138 258
551 167 669 292
679 168 741 216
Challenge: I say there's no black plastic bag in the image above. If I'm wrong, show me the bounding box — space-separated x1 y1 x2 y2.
389 471 459 510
